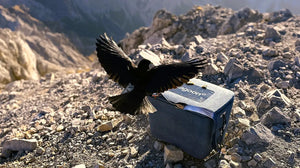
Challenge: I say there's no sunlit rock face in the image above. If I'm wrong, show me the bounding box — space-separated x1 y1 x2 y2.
0 5 90 86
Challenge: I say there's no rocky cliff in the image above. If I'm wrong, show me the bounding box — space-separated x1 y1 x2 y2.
0 0 199 55
0 5 90 87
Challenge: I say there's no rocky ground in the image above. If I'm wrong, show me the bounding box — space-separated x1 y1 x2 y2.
1 5 300 168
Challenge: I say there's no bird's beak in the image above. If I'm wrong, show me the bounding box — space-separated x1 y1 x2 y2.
152 93 160 99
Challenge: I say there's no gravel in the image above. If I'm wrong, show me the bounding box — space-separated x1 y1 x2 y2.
1 5 300 168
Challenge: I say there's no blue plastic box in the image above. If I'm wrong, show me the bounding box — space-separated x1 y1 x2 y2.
148 78 234 159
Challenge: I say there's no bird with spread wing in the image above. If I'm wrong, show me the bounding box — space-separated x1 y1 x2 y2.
96 33 207 115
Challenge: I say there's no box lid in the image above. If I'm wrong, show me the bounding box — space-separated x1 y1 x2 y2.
160 78 234 113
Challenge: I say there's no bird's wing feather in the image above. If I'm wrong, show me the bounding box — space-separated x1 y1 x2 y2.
96 33 136 87
145 58 207 94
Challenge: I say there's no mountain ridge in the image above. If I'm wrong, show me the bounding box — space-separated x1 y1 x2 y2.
2 0 299 55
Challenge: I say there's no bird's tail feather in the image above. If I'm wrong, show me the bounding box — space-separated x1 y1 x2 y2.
109 91 156 115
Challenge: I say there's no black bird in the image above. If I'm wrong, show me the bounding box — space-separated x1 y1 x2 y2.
96 33 207 115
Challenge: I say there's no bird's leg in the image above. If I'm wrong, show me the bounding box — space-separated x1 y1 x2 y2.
151 93 160 99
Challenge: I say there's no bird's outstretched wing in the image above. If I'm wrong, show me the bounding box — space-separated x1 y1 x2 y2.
145 58 207 94
96 33 136 87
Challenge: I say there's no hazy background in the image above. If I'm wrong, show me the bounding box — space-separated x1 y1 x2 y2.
1 0 299 55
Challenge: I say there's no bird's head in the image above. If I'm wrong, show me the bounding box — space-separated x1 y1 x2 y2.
137 59 152 72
